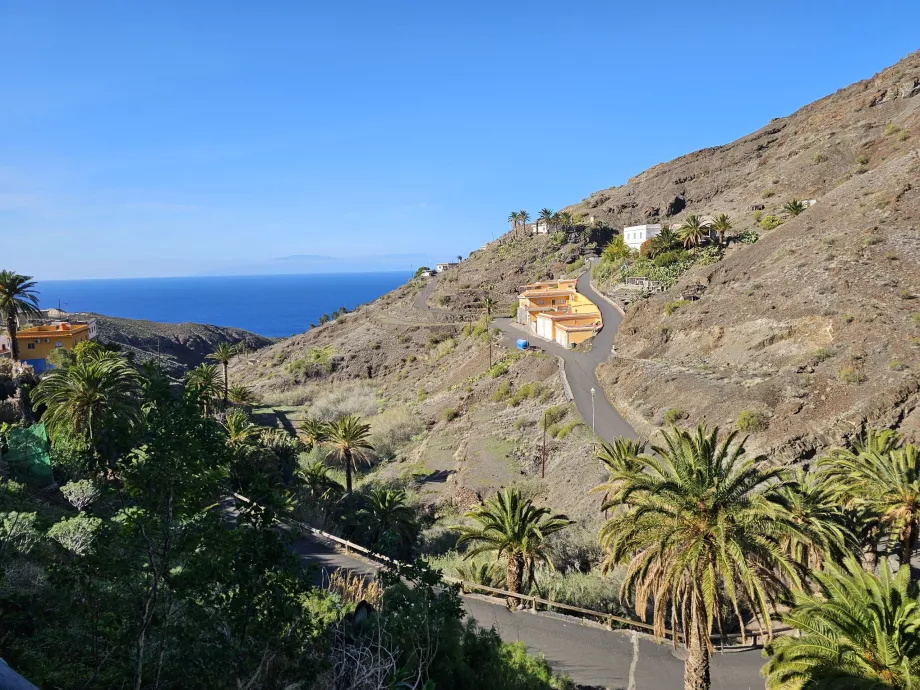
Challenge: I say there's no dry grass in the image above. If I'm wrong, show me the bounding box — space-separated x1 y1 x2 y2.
327 569 382 606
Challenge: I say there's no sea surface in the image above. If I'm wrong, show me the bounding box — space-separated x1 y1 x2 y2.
36 272 412 338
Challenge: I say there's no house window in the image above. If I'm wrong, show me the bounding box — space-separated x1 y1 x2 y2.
55 342 63 348
28 343 36 350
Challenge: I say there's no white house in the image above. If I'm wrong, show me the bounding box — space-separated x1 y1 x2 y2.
0 331 10 358
531 219 550 235
623 224 661 251
436 262 458 272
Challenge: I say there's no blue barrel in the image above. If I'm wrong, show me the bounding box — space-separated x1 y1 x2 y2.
516 338 529 350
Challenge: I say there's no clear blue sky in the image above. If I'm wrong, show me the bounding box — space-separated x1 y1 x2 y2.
3 1 918 279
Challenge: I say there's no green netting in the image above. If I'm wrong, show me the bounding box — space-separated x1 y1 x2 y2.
4 424 53 486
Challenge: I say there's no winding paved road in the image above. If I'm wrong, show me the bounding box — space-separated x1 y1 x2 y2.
295 532 766 690
492 263 637 443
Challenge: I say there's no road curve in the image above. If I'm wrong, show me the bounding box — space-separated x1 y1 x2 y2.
491 263 637 443
293 532 766 689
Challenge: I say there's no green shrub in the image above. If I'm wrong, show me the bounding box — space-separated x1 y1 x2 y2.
492 380 512 402
441 407 460 422
890 360 907 371
736 410 769 433
900 289 915 300
663 408 687 425
508 302 519 319
417 388 428 402
653 250 685 267
855 165 869 175
737 229 759 244
855 154 869 165
436 338 456 360
813 152 828 164
541 405 567 428
436 294 451 306
761 189 775 199
759 215 784 231
285 345 335 378
664 300 689 316
752 210 764 222
489 361 510 378
885 123 901 136
555 420 583 440
508 382 546 407
912 313 920 328
898 129 910 142
839 366 863 384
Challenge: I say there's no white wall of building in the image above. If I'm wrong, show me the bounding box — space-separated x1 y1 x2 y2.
623 224 662 251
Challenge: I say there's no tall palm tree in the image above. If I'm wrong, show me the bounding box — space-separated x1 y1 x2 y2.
184 363 223 415
763 557 920 689
0 270 42 362
709 214 732 246
678 214 707 248
820 434 920 569
519 210 530 238
783 199 807 217
599 425 801 690
300 417 329 449
508 211 519 234
32 351 142 467
323 415 374 494
452 488 572 602
482 294 496 317
539 208 555 233
356 487 417 555
778 468 854 570
206 342 236 408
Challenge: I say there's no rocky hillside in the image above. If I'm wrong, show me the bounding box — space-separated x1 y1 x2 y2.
581 51 920 457
232 49 920 524
76 313 273 375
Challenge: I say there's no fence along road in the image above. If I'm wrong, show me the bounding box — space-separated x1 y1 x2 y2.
240 495 767 690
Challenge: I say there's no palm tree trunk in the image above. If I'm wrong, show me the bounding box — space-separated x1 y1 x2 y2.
506 553 524 606
7 315 19 361
899 518 918 570
684 593 711 690
223 362 229 409
344 449 353 494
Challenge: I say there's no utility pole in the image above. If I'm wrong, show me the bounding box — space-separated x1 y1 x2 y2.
541 411 547 478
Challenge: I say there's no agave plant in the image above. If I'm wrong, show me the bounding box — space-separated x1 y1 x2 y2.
783 199 807 216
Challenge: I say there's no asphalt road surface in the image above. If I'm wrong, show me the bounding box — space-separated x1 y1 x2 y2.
492 264 638 443
293 532 767 690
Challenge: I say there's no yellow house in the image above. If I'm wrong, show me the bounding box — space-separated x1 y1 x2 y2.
17 320 97 373
516 279 602 347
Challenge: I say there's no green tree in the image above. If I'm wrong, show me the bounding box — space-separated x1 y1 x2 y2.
763 557 920 689
356 487 417 556
222 407 259 446
508 211 520 235
519 209 531 238
819 433 920 569
413 265 431 278
783 199 807 217
0 270 42 362
539 208 555 233
227 383 258 406
483 294 496 317
710 213 733 246
778 468 853 570
678 214 707 248
323 415 374 494
601 235 629 262
184 363 223 415
452 488 572 602
206 342 236 408
300 417 329 449
297 459 343 505
33 350 143 469
599 425 801 690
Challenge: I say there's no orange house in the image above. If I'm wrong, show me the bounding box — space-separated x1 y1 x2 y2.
17 320 97 373
516 279 601 347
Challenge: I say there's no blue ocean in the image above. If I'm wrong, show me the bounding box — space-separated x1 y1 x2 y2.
36 272 412 338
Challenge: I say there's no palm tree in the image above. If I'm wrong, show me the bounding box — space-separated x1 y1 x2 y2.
452 488 572 603
223 407 259 446
508 211 519 234
599 425 801 690
482 294 495 317
778 468 854 570
206 342 236 408
356 487 417 555
323 415 374 494
0 271 42 362
519 210 530 238
678 214 707 248
184 363 223 415
763 557 920 689
228 383 258 406
819 434 920 569
709 214 732 246
300 417 329 449
297 459 343 505
32 351 142 468
783 199 807 217
539 208 555 233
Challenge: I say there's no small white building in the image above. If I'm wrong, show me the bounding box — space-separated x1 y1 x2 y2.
623 224 662 251
0 331 11 358
531 220 550 235
436 262 458 272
